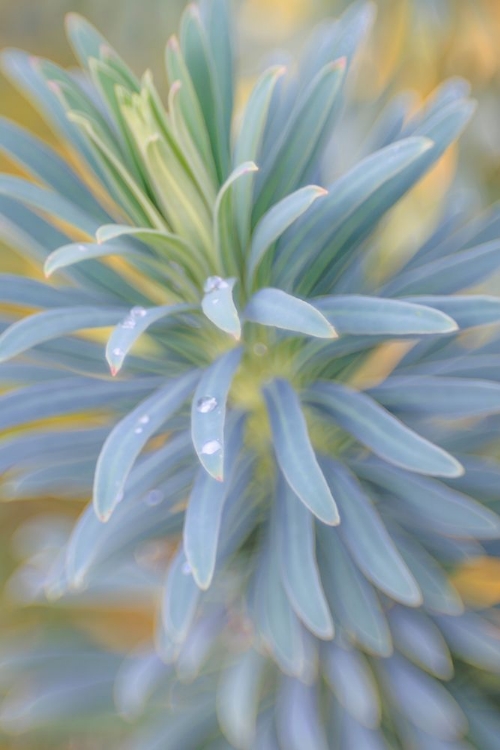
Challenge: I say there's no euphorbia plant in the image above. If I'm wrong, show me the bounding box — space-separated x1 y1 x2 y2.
0 1 500 748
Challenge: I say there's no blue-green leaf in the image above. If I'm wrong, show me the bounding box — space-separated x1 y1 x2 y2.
317 526 392 656
306 381 463 478
44 241 139 278
0 377 161 432
161 549 201 645
233 65 285 247
275 474 334 639
263 378 339 525
389 607 453 680
191 347 242 479
382 655 467 740
315 295 458 335
324 643 381 728
276 680 329 750
358 458 500 540
0 307 125 363
201 276 241 339
214 162 258 276
370 376 500 419
245 288 337 339
438 613 500 673
93 371 199 521
247 186 327 286
106 304 192 376
402 295 500 329
184 414 244 589
0 175 99 236
320 459 421 606
217 649 265 749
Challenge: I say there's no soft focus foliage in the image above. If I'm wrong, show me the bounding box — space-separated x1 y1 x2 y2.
0 1 500 749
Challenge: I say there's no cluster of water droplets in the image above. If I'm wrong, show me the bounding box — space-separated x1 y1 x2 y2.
120 306 147 330
134 414 150 435
203 276 229 293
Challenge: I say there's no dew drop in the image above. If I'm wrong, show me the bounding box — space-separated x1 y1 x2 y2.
134 427 143 435
145 489 164 506
253 343 268 357
121 315 136 330
182 562 192 575
204 276 229 293
201 439 222 456
77 244 88 252
115 490 124 504
196 396 218 414
112 347 124 357
139 415 150 424
131 306 147 317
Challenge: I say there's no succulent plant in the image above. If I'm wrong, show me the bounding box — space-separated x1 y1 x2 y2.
0 1 500 748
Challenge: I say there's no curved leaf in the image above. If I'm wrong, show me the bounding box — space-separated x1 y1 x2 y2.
324 643 380 728
305 381 463 477
263 378 339 525
245 288 337 339
0 307 125 363
93 371 199 521
201 276 241 339
161 550 201 645
106 304 192 376
247 186 327 286
320 459 421 606
275 474 334 639
191 347 242 479
315 295 458 335
217 649 265 749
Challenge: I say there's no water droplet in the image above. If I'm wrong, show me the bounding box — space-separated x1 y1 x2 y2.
112 347 124 357
134 427 143 435
131 306 147 317
196 396 218 414
182 562 192 575
204 276 229 293
115 490 124 504
201 439 222 456
120 315 136 330
139 415 150 424
253 343 268 356
77 244 87 252
145 489 164 506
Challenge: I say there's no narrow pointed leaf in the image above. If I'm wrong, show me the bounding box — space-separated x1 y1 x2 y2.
93 371 199 521
305 381 463 478
390 608 453 680
324 643 381 728
217 649 265 749
214 161 258 276
184 415 244 589
0 175 99 235
320 459 421 605
191 347 243 479
263 379 339 525
315 295 458 335
245 288 337 339
0 307 125 363
276 680 329 750
233 65 285 247
201 277 241 339
317 526 393 656
402 295 500 329
44 241 139 277
161 550 201 645
356 459 500 540
247 186 327 285
276 474 334 638
370 376 500 419
106 304 192 376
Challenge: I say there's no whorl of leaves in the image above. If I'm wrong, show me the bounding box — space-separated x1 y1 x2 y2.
0 1 500 748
